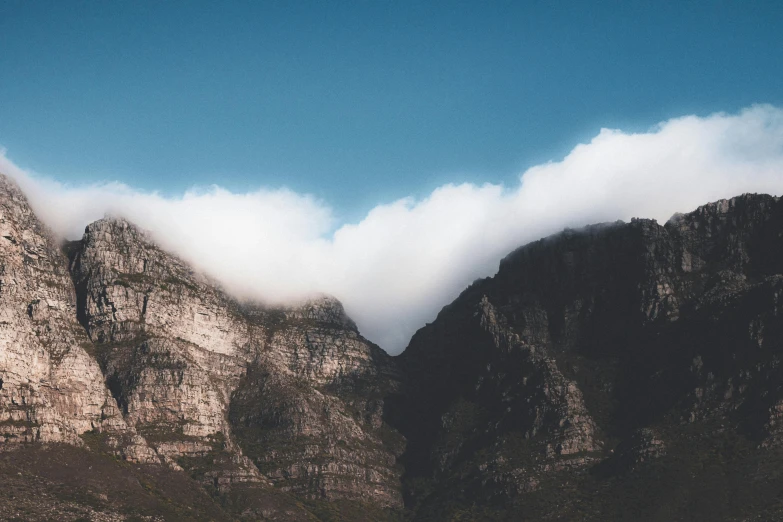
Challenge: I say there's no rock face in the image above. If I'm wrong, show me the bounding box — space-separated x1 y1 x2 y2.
1 172 403 520
0 176 154 462
395 194 783 520
230 301 404 508
6 166 783 521
68 214 404 517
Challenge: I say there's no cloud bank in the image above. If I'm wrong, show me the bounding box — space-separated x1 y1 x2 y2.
3 105 783 354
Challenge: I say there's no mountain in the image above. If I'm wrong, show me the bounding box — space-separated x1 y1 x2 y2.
1 174 402 521
3 170 783 520
393 193 783 520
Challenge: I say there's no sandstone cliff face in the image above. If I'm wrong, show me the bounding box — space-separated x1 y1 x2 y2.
396 193 783 521
0 176 154 462
68 215 404 515
0 171 404 519
69 219 252 455
231 304 404 508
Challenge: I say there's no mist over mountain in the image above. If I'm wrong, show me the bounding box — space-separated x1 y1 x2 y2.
3 105 783 353
5 167 783 519
3 1 783 519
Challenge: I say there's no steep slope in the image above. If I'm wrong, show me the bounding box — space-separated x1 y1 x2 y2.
230 299 404 510
68 216 405 519
0 175 153 461
395 194 783 520
0 170 405 520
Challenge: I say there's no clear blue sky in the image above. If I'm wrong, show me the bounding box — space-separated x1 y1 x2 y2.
1 1 781 222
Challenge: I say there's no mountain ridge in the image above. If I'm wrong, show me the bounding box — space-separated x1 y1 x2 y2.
393 192 783 520
4 170 783 520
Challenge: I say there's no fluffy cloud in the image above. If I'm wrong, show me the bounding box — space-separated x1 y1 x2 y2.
3 105 783 353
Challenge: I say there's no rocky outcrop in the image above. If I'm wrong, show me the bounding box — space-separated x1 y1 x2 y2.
0 171 405 519
67 214 405 515
0 175 154 462
69 218 252 455
395 193 783 520
232 297 404 507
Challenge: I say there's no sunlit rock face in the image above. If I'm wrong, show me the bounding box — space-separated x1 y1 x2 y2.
68 212 405 510
0 175 155 462
0 169 404 518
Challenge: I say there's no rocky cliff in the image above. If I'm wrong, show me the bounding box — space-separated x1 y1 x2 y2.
0 175 154 461
0 173 403 521
5 167 783 521
394 193 783 520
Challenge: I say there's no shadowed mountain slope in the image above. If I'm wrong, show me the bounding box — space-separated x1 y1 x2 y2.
394 193 783 520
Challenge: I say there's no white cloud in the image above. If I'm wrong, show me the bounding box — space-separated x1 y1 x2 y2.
3 105 783 354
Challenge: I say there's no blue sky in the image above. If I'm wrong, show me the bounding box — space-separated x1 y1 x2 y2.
2 2 783 351
2 1 781 223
